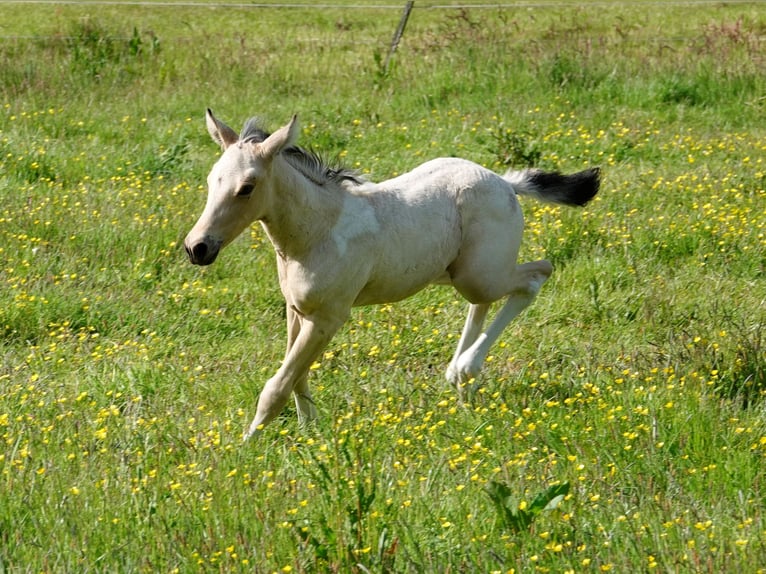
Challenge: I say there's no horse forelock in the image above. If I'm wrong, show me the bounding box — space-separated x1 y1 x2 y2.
240 117 270 144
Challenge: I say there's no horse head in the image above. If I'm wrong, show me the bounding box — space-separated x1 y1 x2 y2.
184 109 299 265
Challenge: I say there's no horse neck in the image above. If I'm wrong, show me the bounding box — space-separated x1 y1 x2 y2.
260 156 343 259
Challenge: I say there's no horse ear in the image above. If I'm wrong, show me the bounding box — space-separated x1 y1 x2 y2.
206 108 239 150
258 115 299 159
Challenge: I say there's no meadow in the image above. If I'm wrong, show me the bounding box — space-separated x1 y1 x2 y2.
1 1 765 571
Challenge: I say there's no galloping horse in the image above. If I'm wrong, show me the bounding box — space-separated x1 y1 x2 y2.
184 110 600 440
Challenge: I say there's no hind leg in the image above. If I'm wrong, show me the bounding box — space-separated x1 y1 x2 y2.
450 260 553 385
446 303 490 386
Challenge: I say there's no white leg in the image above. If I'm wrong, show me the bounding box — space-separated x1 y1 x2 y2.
446 303 490 385
293 378 317 425
283 306 318 425
450 260 553 385
244 312 343 440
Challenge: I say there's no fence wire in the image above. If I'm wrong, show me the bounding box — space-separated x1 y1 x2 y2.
1 0 764 7
2 0 763 45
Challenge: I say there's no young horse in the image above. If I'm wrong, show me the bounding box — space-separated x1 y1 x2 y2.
185 110 600 440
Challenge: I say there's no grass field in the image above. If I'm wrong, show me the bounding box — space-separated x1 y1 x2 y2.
1 1 765 572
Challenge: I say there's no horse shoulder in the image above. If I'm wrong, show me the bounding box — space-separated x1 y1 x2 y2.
330 191 381 257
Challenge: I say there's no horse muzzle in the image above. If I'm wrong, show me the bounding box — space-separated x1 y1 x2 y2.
184 237 221 266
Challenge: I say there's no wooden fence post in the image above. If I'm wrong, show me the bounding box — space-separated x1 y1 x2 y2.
384 1 414 74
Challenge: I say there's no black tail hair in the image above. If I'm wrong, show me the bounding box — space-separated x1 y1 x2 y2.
509 167 601 207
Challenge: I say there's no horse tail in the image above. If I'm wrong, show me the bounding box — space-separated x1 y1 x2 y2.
504 167 600 207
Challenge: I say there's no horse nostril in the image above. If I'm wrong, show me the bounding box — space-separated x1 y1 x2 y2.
185 238 219 265
191 242 208 262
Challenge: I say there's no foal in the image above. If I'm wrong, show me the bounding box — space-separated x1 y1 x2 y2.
184 110 600 440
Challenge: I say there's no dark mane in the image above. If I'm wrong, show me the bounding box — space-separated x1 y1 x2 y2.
240 117 364 187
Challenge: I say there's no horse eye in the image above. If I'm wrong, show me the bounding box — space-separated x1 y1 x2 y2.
236 183 255 197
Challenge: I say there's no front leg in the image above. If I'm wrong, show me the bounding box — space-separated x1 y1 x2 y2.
285 305 317 425
243 312 345 440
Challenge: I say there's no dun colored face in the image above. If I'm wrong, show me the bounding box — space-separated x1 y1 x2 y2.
184 110 299 266
184 143 263 266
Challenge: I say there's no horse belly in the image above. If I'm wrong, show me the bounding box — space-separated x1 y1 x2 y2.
353 267 451 306
352 232 459 306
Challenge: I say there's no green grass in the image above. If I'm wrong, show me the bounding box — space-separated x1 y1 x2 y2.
1 1 765 572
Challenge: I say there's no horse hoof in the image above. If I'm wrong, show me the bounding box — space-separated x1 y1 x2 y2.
446 363 479 390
